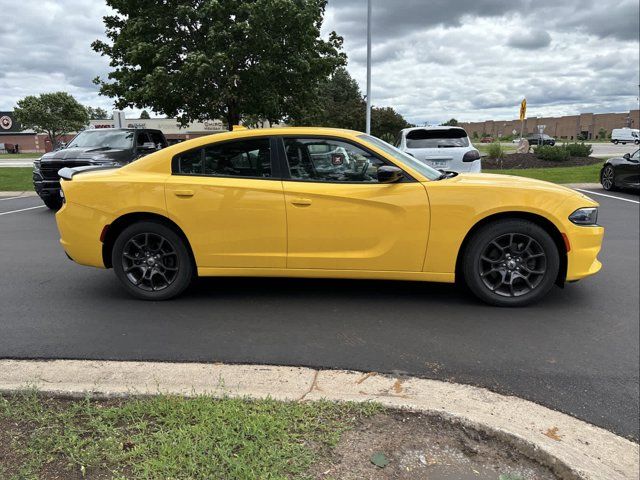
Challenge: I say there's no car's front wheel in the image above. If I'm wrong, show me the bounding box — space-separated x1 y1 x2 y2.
601 165 616 191
112 221 193 300
42 195 62 210
462 220 560 307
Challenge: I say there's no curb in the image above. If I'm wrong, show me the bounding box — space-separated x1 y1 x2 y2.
564 183 601 189
0 360 637 480
0 191 38 198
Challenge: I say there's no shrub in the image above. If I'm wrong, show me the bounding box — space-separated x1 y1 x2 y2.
487 142 505 160
534 145 570 162
563 142 592 157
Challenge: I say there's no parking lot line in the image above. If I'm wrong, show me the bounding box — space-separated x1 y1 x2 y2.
575 189 639 204
0 205 46 216
0 196 23 201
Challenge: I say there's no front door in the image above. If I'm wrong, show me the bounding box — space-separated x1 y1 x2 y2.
165 137 287 268
280 137 430 271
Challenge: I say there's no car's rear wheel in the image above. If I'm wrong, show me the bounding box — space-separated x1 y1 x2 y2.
43 195 62 210
462 220 560 307
601 165 616 191
613 139 619 145
112 221 193 300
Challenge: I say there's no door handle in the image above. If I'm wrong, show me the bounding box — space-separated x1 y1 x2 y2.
290 197 312 206
173 189 194 197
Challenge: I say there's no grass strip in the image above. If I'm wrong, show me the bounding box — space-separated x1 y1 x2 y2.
491 163 601 184
0 168 33 191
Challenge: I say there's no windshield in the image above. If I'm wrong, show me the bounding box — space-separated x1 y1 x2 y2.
67 130 134 149
405 128 470 148
358 134 442 181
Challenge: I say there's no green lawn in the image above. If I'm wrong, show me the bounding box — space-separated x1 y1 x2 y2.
0 153 41 159
491 163 602 184
0 392 379 479
0 168 33 191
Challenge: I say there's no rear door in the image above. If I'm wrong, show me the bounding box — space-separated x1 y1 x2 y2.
165 137 287 268
280 136 430 272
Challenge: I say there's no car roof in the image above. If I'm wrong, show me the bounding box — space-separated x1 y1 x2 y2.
401 126 467 133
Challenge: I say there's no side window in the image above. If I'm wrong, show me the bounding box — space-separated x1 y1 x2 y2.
136 132 151 146
284 138 386 183
149 131 166 149
173 138 271 178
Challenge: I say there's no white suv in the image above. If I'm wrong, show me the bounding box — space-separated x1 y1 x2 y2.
396 126 481 173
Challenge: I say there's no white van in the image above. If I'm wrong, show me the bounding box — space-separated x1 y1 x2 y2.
611 128 639 145
396 126 481 173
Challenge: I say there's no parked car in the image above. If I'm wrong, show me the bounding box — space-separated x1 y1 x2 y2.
600 149 640 191
527 134 556 146
33 128 167 209
480 137 494 143
55 127 603 307
396 126 481 173
611 128 639 145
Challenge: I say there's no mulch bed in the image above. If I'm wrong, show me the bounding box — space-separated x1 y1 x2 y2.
483 153 603 170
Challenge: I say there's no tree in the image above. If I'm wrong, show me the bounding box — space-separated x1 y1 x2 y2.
371 106 412 140
14 92 89 147
86 106 111 119
441 118 459 126
289 67 365 130
93 0 345 130
139 110 151 119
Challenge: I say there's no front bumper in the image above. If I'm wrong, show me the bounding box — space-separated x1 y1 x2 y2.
565 224 605 281
33 170 61 198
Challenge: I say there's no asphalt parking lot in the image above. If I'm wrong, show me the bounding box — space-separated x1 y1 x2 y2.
0 188 638 440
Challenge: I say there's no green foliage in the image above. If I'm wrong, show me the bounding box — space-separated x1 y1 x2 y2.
598 128 607 140
93 0 345 130
487 141 506 160
563 142 592 157
289 67 411 138
14 92 89 147
139 109 150 119
85 106 111 120
495 163 601 184
472 131 479 139
441 118 458 126
534 145 571 162
0 392 380 479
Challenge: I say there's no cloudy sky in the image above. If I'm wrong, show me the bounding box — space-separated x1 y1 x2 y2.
1 0 638 124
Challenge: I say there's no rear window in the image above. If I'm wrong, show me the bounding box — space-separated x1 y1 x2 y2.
405 128 469 148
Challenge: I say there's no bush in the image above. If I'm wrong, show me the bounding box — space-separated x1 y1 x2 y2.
534 145 570 162
563 142 592 157
487 142 505 160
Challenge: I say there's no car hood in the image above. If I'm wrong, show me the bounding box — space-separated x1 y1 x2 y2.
40 147 129 163
436 172 588 198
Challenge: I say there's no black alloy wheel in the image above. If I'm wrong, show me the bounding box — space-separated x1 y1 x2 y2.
601 165 615 191
112 221 193 300
463 220 560 307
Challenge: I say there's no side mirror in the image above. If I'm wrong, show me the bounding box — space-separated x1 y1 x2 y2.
463 150 481 162
377 165 404 183
138 142 157 151
623 153 631 160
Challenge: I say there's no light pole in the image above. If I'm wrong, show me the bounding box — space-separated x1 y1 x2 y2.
365 0 372 134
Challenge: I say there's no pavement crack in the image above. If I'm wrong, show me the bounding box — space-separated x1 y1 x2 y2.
297 370 320 402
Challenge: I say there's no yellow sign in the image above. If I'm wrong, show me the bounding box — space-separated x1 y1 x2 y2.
519 99 527 121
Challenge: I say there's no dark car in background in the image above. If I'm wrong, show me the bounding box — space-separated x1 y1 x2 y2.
600 149 640 191
33 128 167 209
527 133 556 146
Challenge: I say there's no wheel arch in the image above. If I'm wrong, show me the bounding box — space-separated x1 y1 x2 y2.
102 212 195 269
455 211 568 287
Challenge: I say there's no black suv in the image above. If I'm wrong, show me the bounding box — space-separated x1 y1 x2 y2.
33 128 167 209
526 133 556 146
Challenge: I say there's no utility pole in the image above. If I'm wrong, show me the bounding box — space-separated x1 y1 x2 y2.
365 0 372 134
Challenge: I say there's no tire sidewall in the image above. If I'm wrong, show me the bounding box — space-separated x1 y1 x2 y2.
463 220 560 307
112 221 193 300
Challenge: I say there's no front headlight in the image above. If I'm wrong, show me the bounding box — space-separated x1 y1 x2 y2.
33 159 41 169
569 207 598 226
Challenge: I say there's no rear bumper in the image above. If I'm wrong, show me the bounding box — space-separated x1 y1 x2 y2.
55 201 109 268
565 225 604 281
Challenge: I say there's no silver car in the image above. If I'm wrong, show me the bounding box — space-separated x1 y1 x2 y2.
397 126 481 173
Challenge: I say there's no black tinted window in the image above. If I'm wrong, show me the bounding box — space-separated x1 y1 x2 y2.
405 128 469 148
284 138 385 183
173 138 271 178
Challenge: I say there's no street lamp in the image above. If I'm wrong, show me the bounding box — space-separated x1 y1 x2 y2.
365 0 372 134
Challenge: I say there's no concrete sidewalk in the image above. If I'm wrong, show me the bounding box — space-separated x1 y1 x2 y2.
0 359 636 480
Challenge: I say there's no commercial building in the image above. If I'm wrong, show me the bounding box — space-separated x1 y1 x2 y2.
459 109 639 140
0 112 227 153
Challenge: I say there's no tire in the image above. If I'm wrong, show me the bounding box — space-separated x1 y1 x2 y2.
462 220 560 307
613 140 619 145
601 165 616 191
635 139 639 145
43 195 62 210
112 221 193 300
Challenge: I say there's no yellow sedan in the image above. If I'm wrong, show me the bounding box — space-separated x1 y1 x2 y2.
55 127 603 307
